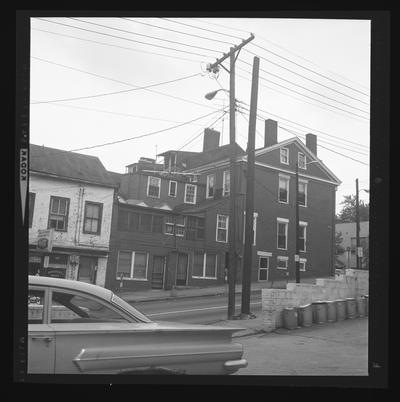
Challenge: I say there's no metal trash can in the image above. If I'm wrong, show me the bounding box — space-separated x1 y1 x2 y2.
312 301 327 324
283 307 298 330
356 297 366 317
298 304 313 327
326 300 337 322
346 297 357 319
336 299 347 321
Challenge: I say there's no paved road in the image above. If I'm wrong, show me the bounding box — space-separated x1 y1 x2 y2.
131 292 262 324
235 317 368 376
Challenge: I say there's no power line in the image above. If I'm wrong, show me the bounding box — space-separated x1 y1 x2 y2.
31 72 202 104
30 54 219 111
236 68 369 122
34 18 212 58
237 101 369 149
120 17 234 46
238 59 369 113
278 126 369 166
178 110 228 150
68 17 224 54
32 27 206 64
237 62 369 119
159 17 244 41
190 17 370 92
30 101 208 126
30 109 225 160
249 43 370 99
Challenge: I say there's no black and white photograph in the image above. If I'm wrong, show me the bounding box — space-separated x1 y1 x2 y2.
14 10 389 386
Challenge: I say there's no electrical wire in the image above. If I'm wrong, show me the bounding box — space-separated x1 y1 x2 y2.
159 17 244 41
30 55 219 111
32 27 206 64
31 72 203 104
236 64 369 120
238 59 369 112
34 18 212 58
68 17 225 54
120 17 234 46
189 17 370 93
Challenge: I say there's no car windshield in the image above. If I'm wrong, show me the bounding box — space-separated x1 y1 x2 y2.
111 293 152 323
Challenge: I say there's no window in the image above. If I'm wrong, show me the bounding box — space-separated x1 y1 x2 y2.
216 214 229 243
118 210 139 232
184 183 197 204
186 216 205 240
243 212 258 246
298 152 306 169
299 222 307 252
277 218 288 250
192 252 217 279
165 215 175 235
280 147 289 164
168 180 177 197
298 181 307 207
175 215 185 237
140 214 152 232
50 291 129 323
48 196 69 231
28 289 45 324
206 174 216 199
83 202 103 235
29 192 36 228
279 175 290 203
147 176 161 198
258 256 269 281
277 256 288 269
299 258 306 272
223 170 230 196
152 215 164 233
116 251 148 280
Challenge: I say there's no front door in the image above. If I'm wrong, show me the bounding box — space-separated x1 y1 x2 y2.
151 256 165 289
78 256 97 284
176 253 188 286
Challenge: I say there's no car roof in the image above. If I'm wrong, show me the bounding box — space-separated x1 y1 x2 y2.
29 275 113 301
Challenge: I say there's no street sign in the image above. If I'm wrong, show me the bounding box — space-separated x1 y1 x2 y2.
357 247 364 257
37 229 54 252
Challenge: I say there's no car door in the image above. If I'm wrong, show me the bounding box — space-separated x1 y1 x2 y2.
48 288 137 374
28 287 56 373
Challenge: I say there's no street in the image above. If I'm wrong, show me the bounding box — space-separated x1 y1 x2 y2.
235 317 368 376
130 292 262 324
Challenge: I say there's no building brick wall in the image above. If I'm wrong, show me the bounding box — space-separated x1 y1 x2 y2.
261 269 368 331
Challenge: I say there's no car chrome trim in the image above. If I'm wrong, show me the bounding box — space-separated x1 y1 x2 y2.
224 359 248 369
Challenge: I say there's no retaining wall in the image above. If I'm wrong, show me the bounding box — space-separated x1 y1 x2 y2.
261 269 369 331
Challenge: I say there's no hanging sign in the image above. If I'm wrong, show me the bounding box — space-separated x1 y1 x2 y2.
37 229 54 252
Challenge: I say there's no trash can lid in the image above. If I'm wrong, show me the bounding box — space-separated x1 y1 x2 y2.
298 304 311 308
345 297 356 301
312 300 327 304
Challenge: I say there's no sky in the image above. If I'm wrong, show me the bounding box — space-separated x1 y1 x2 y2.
29 16 371 213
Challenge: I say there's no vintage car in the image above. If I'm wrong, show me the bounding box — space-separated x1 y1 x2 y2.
28 275 247 375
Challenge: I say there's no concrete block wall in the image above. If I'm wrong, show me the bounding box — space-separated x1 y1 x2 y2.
261 269 369 332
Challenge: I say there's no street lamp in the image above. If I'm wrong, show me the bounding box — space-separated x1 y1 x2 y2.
204 89 229 100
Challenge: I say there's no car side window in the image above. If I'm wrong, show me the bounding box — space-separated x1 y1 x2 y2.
28 289 46 324
50 291 129 323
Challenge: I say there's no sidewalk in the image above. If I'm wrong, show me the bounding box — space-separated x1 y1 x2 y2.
114 276 326 304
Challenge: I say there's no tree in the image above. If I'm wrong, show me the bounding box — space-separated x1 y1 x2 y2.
336 194 369 223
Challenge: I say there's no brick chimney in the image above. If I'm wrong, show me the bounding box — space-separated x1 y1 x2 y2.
306 133 317 155
203 128 220 152
264 119 278 147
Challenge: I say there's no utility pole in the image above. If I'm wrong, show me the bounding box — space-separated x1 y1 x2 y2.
295 162 300 283
355 178 360 270
207 34 254 320
241 56 259 318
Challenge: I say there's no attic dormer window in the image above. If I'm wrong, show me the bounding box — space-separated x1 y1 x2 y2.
147 176 161 198
280 148 289 164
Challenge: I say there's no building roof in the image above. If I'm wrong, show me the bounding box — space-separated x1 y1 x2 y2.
30 144 117 188
107 171 123 187
182 143 245 170
118 196 173 211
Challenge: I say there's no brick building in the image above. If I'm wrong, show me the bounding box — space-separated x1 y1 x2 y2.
105 120 341 291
